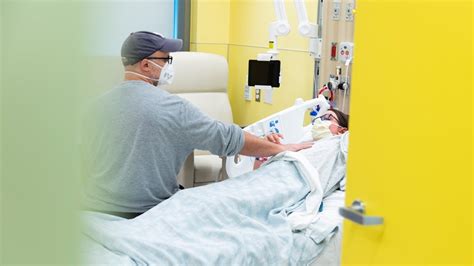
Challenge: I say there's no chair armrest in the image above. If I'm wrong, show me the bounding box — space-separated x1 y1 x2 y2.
176 151 195 188
219 156 228 181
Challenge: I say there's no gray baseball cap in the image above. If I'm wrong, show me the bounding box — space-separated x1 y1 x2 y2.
121 31 183 66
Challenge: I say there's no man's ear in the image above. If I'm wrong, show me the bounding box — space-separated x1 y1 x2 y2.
139 59 150 73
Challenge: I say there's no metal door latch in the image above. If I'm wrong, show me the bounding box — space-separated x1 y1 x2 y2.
339 200 384 225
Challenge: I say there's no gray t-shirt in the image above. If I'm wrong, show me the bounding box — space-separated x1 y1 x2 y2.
82 81 244 213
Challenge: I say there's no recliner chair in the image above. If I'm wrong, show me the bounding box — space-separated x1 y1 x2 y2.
162 51 233 188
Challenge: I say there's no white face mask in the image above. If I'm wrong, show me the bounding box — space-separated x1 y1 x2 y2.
124 60 174 86
148 60 174 86
311 119 333 141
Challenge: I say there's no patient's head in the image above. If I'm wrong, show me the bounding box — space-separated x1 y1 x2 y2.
324 109 349 134
312 108 349 140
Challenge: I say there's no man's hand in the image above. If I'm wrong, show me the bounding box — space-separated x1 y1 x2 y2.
283 142 313 152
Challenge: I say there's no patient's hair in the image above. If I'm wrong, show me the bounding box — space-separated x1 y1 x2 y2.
329 108 349 129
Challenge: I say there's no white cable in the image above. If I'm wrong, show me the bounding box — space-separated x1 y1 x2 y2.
342 84 347 111
342 58 352 111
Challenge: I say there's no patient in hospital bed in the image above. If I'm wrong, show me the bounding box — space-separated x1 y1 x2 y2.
81 109 350 266
262 108 349 228
256 108 349 171
266 108 348 144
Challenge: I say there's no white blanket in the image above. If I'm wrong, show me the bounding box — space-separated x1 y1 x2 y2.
81 134 349 265
264 152 324 230
82 153 340 265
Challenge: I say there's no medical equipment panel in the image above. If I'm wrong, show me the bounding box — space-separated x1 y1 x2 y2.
318 0 355 114
338 42 354 63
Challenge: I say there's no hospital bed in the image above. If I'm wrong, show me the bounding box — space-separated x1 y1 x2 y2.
226 94 330 178
82 159 344 266
81 94 345 266
225 95 343 266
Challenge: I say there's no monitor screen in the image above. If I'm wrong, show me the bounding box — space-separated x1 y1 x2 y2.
248 60 280 87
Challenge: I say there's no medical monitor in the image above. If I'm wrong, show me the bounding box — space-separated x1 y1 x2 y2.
248 60 281 88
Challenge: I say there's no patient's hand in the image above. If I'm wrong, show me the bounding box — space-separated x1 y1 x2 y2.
266 133 284 144
283 142 313 152
266 133 313 152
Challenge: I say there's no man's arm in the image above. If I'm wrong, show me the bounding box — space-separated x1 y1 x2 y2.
239 132 312 157
178 98 311 157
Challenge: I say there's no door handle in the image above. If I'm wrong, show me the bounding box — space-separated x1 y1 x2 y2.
339 200 384 225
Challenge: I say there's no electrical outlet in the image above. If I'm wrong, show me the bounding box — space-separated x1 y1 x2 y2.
255 88 261 102
345 2 354 22
332 0 341 21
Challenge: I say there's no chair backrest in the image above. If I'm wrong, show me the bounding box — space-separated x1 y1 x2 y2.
162 51 233 124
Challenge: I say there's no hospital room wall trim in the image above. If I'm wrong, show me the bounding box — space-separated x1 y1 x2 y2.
228 43 311 53
191 42 308 54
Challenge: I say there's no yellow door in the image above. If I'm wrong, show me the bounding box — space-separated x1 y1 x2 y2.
341 1 472 265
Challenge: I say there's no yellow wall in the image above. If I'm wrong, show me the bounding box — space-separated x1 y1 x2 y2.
190 0 231 58
191 0 317 126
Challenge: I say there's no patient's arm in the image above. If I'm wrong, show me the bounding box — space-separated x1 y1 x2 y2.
247 132 314 170
240 132 312 157
239 132 283 157
266 133 314 148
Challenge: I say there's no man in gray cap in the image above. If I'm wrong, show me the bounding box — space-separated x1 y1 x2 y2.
82 31 311 219
120 31 182 86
